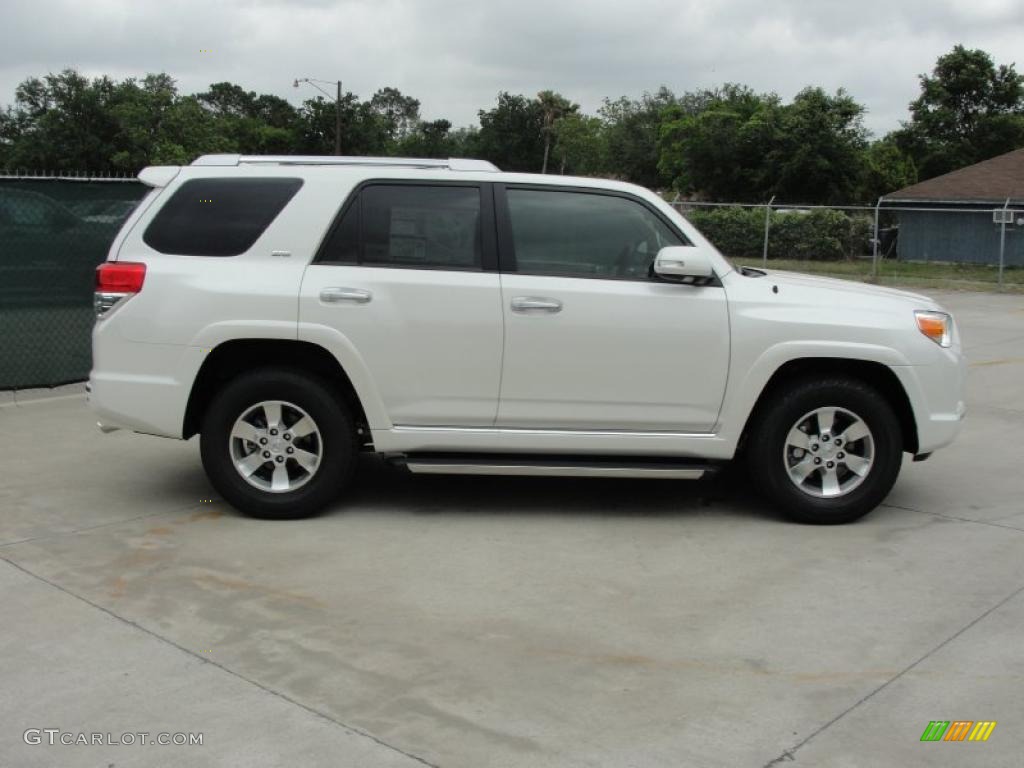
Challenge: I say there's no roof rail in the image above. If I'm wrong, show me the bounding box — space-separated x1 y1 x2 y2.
191 154 499 172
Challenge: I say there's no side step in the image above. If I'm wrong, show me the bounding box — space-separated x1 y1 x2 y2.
393 453 719 480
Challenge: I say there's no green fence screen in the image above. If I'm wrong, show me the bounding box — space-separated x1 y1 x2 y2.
0 177 148 389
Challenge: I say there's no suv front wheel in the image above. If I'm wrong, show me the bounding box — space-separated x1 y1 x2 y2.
200 368 356 519
747 376 903 524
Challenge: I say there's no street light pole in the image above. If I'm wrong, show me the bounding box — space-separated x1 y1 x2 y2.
294 77 343 155
335 80 341 156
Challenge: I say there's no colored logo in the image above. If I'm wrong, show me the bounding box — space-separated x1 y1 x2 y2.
920 721 996 742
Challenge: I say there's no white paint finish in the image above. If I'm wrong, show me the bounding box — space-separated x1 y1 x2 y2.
372 425 731 459
136 165 181 187
496 274 729 431
88 341 207 436
653 245 714 279
299 265 503 427
105 188 161 264
708 268 964 448
890 360 967 453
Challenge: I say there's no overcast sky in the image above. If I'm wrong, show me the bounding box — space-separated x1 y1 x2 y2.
2 0 1022 136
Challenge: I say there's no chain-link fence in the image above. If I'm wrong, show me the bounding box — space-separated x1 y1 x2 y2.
1 174 147 390
671 199 1024 292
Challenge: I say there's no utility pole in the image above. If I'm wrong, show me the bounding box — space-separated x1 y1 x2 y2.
335 80 342 156
294 77 343 155
762 196 775 267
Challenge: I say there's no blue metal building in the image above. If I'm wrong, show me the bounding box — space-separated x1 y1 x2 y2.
883 148 1024 266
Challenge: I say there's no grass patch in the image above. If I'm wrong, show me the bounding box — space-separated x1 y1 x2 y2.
734 259 1024 293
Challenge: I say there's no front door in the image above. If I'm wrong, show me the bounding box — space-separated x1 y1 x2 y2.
494 185 729 433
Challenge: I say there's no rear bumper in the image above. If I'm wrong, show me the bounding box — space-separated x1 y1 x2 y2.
89 330 205 438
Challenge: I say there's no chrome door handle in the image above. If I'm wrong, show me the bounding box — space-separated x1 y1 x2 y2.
511 296 562 314
320 287 372 304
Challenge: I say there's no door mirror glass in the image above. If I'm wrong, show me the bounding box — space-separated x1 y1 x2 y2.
653 246 713 281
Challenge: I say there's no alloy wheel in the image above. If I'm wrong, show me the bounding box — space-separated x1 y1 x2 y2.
783 406 874 499
228 400 323 493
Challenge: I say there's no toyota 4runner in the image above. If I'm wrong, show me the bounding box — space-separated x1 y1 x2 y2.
89 154 966 524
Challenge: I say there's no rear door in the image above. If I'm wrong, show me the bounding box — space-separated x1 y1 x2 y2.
494 184 729 432
299 181 503 427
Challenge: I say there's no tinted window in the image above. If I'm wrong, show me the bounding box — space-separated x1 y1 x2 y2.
144 178 302 256
360 185 481 268
506 189 686 279
320 197 360 263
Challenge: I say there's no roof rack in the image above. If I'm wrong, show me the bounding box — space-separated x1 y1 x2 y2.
191 154 499 172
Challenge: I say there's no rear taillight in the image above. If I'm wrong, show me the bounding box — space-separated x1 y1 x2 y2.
95 262 146 318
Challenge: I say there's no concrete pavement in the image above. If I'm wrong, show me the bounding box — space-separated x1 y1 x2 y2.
1 290 1022 767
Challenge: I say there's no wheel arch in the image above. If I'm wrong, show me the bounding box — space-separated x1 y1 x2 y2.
739 357 919 455
183 339 371 444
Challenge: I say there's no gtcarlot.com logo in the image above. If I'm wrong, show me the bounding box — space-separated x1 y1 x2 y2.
24 729 203 746
920 720 997 742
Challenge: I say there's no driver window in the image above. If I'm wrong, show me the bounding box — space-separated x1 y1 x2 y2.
506 188 689 279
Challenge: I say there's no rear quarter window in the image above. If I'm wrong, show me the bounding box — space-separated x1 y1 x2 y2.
143 178 302 256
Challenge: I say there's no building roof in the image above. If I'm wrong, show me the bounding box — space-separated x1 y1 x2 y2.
884 147 1024 204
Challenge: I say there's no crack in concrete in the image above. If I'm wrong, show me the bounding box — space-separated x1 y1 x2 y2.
762 581 1024 766
0 501 206 549
881 502 1024 534
0 390 87 409
0 555 440 768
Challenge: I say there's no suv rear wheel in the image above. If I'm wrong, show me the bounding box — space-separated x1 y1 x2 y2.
200 368 356 519
747 376 903 524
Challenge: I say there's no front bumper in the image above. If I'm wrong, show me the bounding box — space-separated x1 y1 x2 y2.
891 347 967 455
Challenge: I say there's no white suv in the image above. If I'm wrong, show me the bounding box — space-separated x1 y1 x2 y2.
89 154 966 524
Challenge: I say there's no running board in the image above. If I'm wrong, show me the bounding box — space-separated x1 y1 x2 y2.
394 454 717 480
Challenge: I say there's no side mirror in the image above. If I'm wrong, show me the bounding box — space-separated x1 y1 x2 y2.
653 246 714 281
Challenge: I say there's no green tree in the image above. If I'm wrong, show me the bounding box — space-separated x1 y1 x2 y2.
196 82 297 154
396 119 455 157
475 92 545 172
0 70 231 172
536 90 577 173
253 94 299 130
552 113 605 175
768 87 869 203
658 84 778 201
368 87 421 146
894 45 1024 178
146 95 233 165
600 87 677 188
0 70 120 171
859 139 917 200
447 126 481 158
111 74 224 170
659 85 869 204
197 82 258 118
296 92 384 155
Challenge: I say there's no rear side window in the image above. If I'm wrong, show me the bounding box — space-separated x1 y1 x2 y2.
319 184 481 269
143 178 302 256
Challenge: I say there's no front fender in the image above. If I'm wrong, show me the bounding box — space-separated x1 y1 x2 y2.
715 340 913 445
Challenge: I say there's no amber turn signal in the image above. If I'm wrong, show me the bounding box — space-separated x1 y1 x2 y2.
914 310 952 348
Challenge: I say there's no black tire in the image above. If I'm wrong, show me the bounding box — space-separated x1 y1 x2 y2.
200 367 356 519
746 376 903 524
